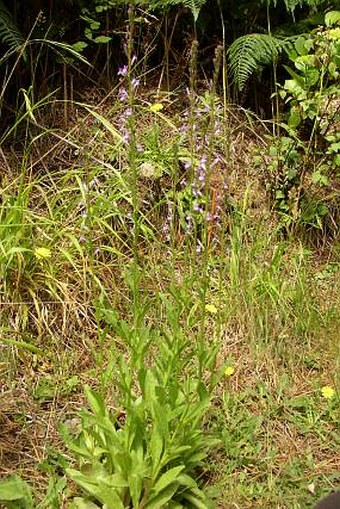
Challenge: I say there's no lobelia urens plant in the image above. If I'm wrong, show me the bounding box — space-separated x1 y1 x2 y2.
62 14 224 509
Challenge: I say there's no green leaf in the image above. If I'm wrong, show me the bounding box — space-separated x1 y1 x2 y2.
276 190 286 199
68 498 100 509
288 106 301 128
72 42 88 53
144 484 179 509
151 466 184 496
66 469 125 509
150 425 164 476
84 386 106 416
0 337 43 355
294 36 309 56
0 476 33 508
325 10 340 27
181 486 215 509
94 36 112 44
83 107 123 141
311 171 328 186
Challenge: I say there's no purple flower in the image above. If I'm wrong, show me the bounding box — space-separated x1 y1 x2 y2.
118 65 128 77
200 155 207 167
212 156 221 166
131 77 140 89
118 87 128 102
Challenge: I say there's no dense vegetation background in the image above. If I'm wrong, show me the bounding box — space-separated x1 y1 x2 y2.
0 0 339 508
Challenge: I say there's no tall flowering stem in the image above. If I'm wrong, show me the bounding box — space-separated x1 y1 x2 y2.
117 5 142 405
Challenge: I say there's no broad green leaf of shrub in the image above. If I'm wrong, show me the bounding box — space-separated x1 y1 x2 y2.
325 10 340 27
94 35 111 44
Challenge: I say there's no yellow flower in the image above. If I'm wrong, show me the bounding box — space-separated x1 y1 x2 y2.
34 247 51 260
224 366 235 377
321 385 335 399
150 103 164 113
205 303 217 314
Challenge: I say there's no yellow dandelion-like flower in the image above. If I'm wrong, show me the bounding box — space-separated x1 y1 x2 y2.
205 303 218 314
321 385 335 399
150 103 164 113
224 366 235 377
34 247 51 260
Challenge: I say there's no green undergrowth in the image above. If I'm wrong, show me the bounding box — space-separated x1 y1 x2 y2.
0 75 339 508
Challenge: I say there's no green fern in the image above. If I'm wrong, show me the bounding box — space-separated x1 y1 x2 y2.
146 0 207 20
266 0 322 15
228 33 286 92
183 0 207 21
0 1 25 55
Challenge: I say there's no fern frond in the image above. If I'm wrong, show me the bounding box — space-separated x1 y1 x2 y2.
265 0 321 14
146 0 207 20
0 1 25 54
183 0 207 21
228 34 285 92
